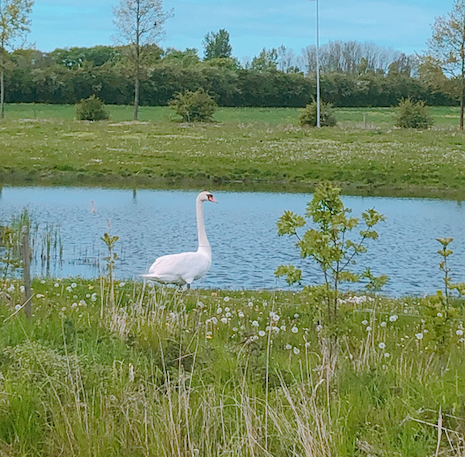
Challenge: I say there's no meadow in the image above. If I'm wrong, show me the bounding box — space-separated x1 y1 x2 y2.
0 104 465 198
0 277 464 456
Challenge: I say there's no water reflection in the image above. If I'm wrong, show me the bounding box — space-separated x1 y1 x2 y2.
0 186 464 296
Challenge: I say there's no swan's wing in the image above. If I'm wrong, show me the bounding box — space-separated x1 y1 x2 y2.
145 251 211 285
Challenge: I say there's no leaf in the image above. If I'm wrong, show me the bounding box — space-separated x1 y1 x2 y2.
277 211 306 236
275 264 302 285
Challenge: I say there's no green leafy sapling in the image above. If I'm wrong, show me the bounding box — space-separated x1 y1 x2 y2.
276 181 387 323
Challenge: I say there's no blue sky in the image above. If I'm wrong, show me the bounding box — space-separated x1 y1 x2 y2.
28 0 451 60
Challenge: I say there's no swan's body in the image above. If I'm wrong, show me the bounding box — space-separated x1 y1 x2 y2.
143 191 217 287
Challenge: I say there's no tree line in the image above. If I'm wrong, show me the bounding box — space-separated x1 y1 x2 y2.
1 45 456 108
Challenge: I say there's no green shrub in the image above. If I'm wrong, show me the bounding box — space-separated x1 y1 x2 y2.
76 95 109 121
169 88 217 122
299 100 337 127
395 98 433 129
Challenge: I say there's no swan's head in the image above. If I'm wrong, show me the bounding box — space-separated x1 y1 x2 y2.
198 190 218 203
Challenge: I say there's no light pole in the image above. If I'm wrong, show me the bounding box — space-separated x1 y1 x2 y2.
309 0 320 127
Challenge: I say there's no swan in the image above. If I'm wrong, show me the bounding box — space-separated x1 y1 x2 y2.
142 191 217 288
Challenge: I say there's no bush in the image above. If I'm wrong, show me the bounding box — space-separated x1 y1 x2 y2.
76 95 109 121
169 88 217 122
299 100 337 127
395 98 433 129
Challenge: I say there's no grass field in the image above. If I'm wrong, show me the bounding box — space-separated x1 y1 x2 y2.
1 104 465 198
0 277 464 456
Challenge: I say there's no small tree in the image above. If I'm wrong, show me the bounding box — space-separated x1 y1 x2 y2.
169 88 217 122
395 98 433 129
299 101 337 127
76 95 109 121
113 0 173 121
202 28 232 60
0 0 34 119
276 181 386 325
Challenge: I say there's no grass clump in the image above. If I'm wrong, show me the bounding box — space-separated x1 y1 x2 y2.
169 88 217 122
395 98 433 129
299 100 337 127
76 95 109 121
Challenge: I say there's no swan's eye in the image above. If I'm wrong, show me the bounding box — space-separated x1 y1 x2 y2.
207 194 214 201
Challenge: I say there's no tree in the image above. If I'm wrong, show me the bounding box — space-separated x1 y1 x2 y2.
0 0 34 119
113 0 172 120
202 28 232 60
426 0 465 129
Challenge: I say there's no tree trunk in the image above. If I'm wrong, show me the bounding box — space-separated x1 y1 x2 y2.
461 83 464 130
134 74 139 121
0 52 4 120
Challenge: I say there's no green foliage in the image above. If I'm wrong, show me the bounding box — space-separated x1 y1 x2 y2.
299 100 337 127
169 88 217 122
75 95 109 121
202 29 232 60
276 181 386 322
395 98 433 129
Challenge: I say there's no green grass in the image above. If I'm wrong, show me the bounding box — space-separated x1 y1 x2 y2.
1 104 465 197
1 278 465 456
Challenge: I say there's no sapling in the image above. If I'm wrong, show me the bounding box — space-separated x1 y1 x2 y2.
275 181 387 325
101 230 119 307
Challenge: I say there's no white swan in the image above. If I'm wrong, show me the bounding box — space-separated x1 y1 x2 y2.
143 191 217 288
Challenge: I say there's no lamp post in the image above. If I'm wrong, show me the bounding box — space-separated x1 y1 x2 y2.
309 0 320 127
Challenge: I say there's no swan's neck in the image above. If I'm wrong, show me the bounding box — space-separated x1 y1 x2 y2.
196 196 210 252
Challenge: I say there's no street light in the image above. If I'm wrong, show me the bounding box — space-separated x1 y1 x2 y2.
309 0 320 128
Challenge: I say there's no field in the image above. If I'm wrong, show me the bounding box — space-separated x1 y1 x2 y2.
0 277 464 456
1 104 465 197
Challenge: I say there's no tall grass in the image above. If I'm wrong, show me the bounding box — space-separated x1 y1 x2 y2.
0 279 464 456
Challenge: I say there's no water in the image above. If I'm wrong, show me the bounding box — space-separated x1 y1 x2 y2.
0 186 464 296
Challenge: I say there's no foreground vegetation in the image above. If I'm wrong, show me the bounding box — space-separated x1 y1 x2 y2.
0 105 464 197
0 278 464 456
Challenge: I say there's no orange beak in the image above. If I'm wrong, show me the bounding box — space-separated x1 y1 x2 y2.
208 195 218 203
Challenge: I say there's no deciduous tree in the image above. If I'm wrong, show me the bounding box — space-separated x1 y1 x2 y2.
426 0 465 129
113 0 172 120
0 0 33 118
202 29 232 60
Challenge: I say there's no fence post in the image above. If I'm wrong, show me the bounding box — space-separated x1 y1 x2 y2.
22 225 32 318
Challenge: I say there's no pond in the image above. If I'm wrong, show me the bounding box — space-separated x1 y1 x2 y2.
0 186 464 296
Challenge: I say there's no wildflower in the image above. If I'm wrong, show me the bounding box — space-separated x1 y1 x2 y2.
238 311 245 318
415 333 423 340
378 342 386 349
384 352 390 358
216 308 222 314
221 317 228 324
366 326 372 332
389 314 398 322
224 296 230 302
291 326 298 334
362 320 368 326
258 330 266 337
293 347 300 355
225 307 230 312
251 320 259 327
285 344 292 350
15 304 21 311
380 322 387 327
71 283 77 288
225 312 232 318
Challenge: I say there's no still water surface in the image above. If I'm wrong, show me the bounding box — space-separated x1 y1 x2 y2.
0 186 464 296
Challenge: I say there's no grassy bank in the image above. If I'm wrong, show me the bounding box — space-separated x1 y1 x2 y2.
0 278 464 456
1 104 465 198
